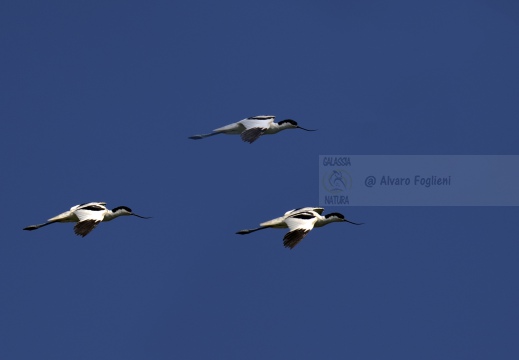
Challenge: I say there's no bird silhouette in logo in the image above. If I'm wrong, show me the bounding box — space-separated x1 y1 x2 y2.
328 170 348 192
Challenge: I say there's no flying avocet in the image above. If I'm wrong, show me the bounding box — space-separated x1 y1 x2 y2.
236 207 363 249
23 202 150 237
188 115 317 144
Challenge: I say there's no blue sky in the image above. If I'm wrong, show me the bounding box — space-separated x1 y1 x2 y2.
1 0 519 359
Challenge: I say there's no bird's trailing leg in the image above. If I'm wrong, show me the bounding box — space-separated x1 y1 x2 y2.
188 132 221 140
23 221 58 231
236 226 270 235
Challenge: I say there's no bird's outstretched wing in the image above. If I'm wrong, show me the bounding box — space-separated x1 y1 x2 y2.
282 211 318 249
284 207 324 216
74 220 101 237
75 202 107 212
73 204 106 237
238 115 275 143
283 229 310 249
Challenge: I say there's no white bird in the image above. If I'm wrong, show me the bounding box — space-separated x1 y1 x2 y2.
189 115 317 144
23 202 150 237
236 207 363 249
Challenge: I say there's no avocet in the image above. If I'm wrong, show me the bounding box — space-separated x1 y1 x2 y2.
189 115 316 144
23 202 150 237
236 207 363 249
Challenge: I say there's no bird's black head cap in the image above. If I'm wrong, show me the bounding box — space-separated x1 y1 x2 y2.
112 206 132 213
325 212 345 219
278 119 298 126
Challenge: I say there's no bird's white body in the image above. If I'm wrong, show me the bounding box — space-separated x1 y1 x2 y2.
259 207 325 228
189 115 316 143
213 117 285 135
237 207 362 249
24 202 150 237
46 202 109 223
